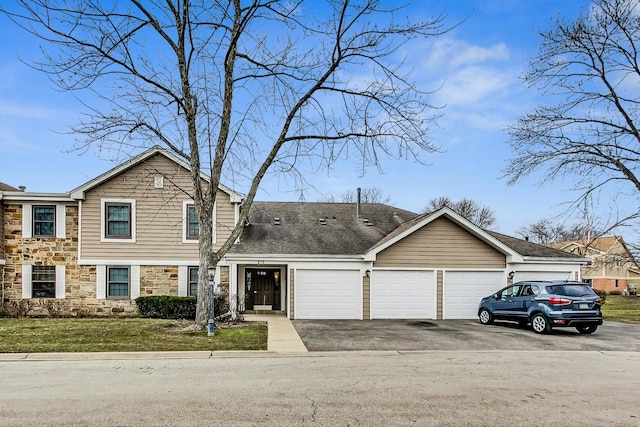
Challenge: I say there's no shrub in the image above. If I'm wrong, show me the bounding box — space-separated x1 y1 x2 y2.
135 296 196 319
593 289 607 305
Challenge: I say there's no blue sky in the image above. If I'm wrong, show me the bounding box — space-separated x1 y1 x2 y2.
0 1 597 237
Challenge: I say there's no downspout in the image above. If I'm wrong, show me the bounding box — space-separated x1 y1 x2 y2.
1 265 4 313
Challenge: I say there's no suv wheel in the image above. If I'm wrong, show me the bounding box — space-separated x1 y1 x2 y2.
479 308 493 325
531 313 551 334
575 324 598 334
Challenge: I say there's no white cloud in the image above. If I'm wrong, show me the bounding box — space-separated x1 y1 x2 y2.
422 38 511 70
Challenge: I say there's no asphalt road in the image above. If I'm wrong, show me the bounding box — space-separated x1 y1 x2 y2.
1 351 639 426
292 319 640 351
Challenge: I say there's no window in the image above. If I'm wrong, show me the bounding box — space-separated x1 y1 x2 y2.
500 285 521 298
105 203 132 238
188 267 199 296
107 267 130 298
187 205 199 239
32 266 56 298
33 206 55 237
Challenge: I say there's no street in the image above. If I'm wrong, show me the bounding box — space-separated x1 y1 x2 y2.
1 351 639 426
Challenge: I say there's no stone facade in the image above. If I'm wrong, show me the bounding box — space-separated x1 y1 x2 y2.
0 203 214 317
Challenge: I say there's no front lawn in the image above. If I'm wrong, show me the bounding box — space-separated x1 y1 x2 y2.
0 318 267 353
601 295 640 324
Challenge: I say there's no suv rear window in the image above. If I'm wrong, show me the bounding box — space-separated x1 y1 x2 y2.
545 284 595 297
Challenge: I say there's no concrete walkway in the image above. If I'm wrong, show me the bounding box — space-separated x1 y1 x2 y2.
244 313 308 353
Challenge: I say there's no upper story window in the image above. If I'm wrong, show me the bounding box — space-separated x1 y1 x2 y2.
33 206 55 237
101 199 136 242
106 203 131 237
32 266 56 298
187 205 199 240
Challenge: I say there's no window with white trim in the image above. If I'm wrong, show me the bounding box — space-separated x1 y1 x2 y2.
32 266 56 298
187 205 199 240
107 267 130 298
188 266 199 296
101 199 136 242
33 206 55 237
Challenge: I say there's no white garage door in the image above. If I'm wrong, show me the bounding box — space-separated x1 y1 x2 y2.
371 270 436 319
295 269 361 319
513 271 575 282
444 271 504 319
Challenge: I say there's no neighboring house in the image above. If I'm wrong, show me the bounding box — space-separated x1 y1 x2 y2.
547 237 640 294
1 147 589 320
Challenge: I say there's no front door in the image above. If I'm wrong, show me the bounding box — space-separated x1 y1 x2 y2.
245 269 281 311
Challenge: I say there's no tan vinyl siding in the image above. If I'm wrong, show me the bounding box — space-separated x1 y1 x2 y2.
362 275 370 320
374 217 506 269
80 153 237 261
215 191 235 246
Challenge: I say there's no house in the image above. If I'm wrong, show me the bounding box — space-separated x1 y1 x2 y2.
546 237 640 294
1 146 589 320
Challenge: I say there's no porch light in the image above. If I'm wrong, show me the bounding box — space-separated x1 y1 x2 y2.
207 266 216 336
274 271 279 281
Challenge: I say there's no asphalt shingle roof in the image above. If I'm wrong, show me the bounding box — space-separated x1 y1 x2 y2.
0 182 18 191
228 201 585 259
487 231 584 259
229 201 418 255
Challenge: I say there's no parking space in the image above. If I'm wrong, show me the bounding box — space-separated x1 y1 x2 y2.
291 319 640 352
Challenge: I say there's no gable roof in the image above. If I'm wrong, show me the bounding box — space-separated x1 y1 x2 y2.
0 182 18 191
228 203 585 263
229 201 417 256
487 231 585 259
546 236 629 255
364 207 515 257
69 146 243 202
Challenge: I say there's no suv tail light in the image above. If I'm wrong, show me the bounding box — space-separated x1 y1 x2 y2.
547 297 572 305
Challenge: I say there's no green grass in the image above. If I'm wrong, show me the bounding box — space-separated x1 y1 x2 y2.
601 295 640 324
0 318 267 353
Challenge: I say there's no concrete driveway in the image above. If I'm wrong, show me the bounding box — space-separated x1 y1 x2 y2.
292 319 640 352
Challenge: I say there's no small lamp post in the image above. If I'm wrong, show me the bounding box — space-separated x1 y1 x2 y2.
207 266 216 336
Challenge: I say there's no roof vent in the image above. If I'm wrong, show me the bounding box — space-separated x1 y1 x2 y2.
274 217 281 226
319 217 327 225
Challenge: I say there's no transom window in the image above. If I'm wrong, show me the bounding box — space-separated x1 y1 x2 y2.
32 266 56 298
33 206 55 237
107 267 130 298
106 203 131 238
188 267 199 297
187 205 199 239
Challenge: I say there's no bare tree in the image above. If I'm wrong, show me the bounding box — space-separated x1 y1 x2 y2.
516 219 602 245
505 0 640 224
423 196 496 228
2 1 449 327
319 187 392 204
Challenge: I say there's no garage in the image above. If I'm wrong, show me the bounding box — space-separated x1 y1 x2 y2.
295 269 361 319
370 270 436 319
443 271 504 319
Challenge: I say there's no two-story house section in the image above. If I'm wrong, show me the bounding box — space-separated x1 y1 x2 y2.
1 184 77 312
1 147 242 316
548 236 640 293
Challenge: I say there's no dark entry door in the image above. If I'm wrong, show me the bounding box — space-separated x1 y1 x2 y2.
245 269 281 311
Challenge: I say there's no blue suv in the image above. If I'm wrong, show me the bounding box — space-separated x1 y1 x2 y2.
478 281 603 334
